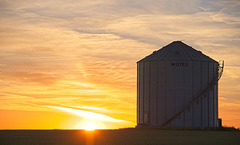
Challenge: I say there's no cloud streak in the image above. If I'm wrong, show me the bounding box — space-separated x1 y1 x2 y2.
48 106 130 123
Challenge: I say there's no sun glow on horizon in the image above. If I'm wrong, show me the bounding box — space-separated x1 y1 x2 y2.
48 106 133 129
83 123 96 131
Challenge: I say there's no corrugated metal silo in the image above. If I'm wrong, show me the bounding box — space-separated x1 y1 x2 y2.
137 41 224 128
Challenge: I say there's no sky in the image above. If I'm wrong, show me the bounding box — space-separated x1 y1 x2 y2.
0 0 240 129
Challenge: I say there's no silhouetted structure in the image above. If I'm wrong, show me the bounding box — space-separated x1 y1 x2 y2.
137 41 224 128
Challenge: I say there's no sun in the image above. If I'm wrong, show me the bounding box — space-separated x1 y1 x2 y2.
83 123 96 131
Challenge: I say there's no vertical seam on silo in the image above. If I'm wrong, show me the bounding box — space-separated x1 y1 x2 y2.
201 62 203 127
192 62 194 127
216 65 218 126
217 82 218 127
143 62 145 124
137 63 139 125
207 62 210 128
183 62 186 127
138 63 141 125
140 63 142 124
149 62 151 125
213 64 215 127
139 63 140 124
217 70 219 127
217 68 218 126
165 62 167 122
156 61 159 126
174 62 176 127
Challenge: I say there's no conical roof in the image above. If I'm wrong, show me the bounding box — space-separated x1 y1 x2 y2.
138 41 217 62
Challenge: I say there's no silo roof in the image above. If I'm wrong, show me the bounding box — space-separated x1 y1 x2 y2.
138 41 217 62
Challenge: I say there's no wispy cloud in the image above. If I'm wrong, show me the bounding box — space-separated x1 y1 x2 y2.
48 106 130 123
59 104 115 114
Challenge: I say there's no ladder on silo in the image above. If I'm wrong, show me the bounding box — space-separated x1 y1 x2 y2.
161 60 224 127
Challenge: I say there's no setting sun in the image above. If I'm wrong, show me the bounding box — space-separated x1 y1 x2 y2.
83 123 96 131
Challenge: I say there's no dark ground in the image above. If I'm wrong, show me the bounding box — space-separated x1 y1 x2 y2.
0 129 240 145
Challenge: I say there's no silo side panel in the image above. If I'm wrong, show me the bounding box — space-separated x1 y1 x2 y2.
184 61 193 127
215 83 218 127
208 62 214 127
139 62 144 124
202 62 209 127
175 63 185 127
166 61 176 126
214 83 218 127
158 62 166 126
193 61 201 127
213 62 218 127
137 63 140 124
150 61 158 126
144 62 150 124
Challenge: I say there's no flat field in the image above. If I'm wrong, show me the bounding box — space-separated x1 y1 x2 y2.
0 129 239 145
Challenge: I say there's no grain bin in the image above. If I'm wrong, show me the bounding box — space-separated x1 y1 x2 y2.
137 41 224 128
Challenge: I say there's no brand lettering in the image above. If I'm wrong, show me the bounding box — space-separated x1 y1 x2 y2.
171 62 188 66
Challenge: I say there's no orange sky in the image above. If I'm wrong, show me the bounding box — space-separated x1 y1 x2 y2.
0 0 240 129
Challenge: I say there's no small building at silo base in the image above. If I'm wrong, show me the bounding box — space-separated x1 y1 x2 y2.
136 41 224 128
